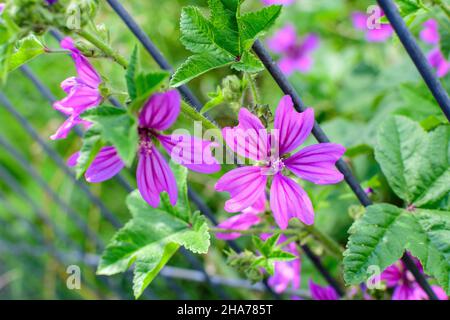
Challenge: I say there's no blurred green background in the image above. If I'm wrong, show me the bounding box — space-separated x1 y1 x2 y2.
0 0 448 299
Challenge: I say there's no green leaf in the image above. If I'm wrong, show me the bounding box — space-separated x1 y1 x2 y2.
171 52 234 87
128 71 169 113
238 5 282 50
344 204 450 294
97 163 210 298
7 34 45 72
75 125 102 179
343 204 413 285
81 106 138 167
171 1 281 86
375 116 450 206
126 45 139 101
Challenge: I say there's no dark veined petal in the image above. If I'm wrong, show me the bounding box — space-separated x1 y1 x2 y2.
270 174 314 229
139 90 181 131
222 108 269 161
274 95 314 155
215 166 267 213
85 146 125 183
158 134 220 174
136 146 177 207
284 143 345 185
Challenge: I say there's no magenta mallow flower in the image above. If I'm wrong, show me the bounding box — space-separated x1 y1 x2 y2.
267 25 319 76
262 0 294 5
420 19 439 45
263 235 301 294
352 9 393 42
419 19 449 78
216 95 345 229
69 90 220 207
309 280 339 300
51 37 102 140
216 195 265 240
382 256 448 300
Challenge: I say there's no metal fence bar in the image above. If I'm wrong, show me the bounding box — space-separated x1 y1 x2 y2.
377 0 450 121
0 134 104 249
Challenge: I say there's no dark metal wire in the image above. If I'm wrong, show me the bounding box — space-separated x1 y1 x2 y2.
377 0 450 121
0 134 104 249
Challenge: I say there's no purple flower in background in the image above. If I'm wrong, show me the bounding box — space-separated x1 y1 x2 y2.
309 280 339 300
45 0 58 5
216 95 345 229
264 235 301 294
262 0 294 5
216 195 265 240
427 48 450 78
0 3 5 14
418 19 449 78
67 146 125 183
51 37 102 140
267 25 319 76
352 9 393 42
381 256 448 300
69 90 220 207
420 19 439 45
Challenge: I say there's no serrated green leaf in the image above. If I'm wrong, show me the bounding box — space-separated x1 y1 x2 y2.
375 117 450 206
171 52 234 87
129 71 169 113
343 204 415 285
407 209 450 294
344 204 450 294
126 45 139 101
172 1 281 86
81 106 138 167
97 163 210 298
75 125 102 179
7 34 45 72
238 5 282 50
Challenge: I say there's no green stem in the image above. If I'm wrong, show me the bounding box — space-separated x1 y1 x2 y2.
304 225 344 258
76 29 129 69
246 72 261 105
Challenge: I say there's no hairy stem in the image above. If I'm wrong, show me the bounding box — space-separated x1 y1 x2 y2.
76 29 129 69
246 72 261 105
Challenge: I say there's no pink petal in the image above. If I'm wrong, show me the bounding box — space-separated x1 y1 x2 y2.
215 166 268 213
278 57 298 76
293 55 313 73
158 134 220 174
267 24 297 54
262 0 294 5
274 95 315 155
420 19 440 45
427 47 450 78
50 114 90 140
270 174 314 228
381 263 403 288
309 280 339 300
352 12 368 30
53 84 102 115
60 77 78 94
284 143 345 185
300 34 320 53
137 146 177 207
84 146 125 183
67 152 80 167
216 212 262 240
222 108 269 161
60 37 102 88
366 24 393 42
392 284 416 300
139 90 181 131
242 192 266 214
